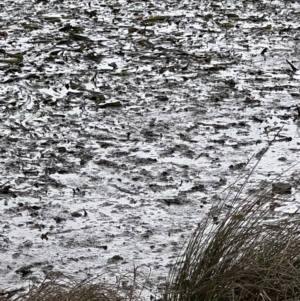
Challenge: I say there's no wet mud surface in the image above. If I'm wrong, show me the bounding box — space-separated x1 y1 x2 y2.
0 0 300 293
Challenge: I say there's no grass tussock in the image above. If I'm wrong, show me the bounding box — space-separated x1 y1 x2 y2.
1 265 151 301
163 174 300 301
2 276 121 301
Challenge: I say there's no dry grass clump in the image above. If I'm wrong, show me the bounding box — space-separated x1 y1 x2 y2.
0 265 151 301
1 276 121 301
163 178 300 301
25 278 121 301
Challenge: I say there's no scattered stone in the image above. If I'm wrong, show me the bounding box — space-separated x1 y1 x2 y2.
162 198 182 206
229 162 246 171
20 240 33 248
272 182 292 194
54 216 66 223
278 157 287 162
15 265 33 277
107 255 123 264
71 212 82 218
189 184 205 193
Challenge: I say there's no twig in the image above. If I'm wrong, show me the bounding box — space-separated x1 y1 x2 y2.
0 180 11 188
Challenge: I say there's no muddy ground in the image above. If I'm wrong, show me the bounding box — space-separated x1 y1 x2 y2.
0 0 300 297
